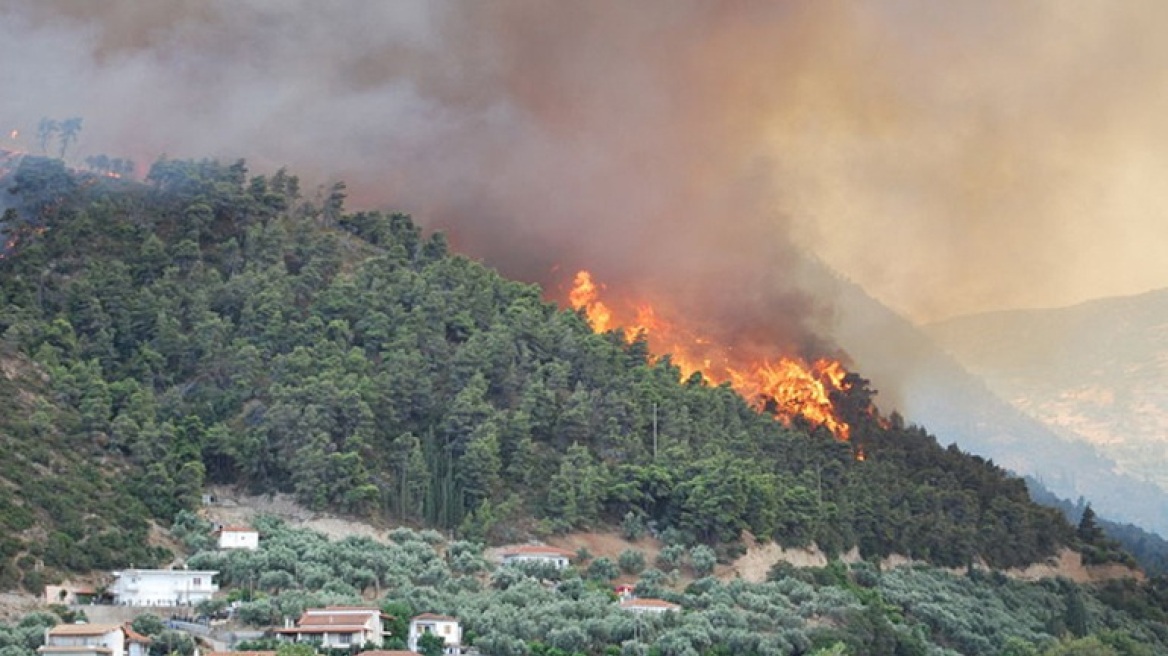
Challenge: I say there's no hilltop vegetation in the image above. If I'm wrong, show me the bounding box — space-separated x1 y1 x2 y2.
0 156 1129 593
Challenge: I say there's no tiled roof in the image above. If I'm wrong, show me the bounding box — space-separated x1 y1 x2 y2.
47 624 122 636
275 626 370 634
300 613 371 626
499 544 576 558
121 625 152 644
411 613 457 622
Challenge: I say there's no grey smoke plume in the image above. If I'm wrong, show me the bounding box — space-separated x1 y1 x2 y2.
3 0 1168 336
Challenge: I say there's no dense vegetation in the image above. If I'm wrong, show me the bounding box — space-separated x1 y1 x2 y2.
9 517 1167 656
0 155 1165 652
0 155 1127 589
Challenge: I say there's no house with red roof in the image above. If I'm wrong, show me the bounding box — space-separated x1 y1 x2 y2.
38 623 151 656
215 525 259 550
275 606 391 649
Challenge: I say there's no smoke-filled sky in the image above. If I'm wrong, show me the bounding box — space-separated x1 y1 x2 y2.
3 0 1168 325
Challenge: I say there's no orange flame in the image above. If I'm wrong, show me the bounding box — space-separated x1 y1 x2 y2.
569 270 614 333
567 269 854 440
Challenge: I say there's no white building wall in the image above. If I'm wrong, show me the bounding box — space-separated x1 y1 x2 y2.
217 531 259 550
408 620 461 655
502 554 569 568
44 628 125 656
110 570 219 606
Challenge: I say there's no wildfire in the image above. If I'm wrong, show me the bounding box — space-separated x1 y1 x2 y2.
566 269 857 441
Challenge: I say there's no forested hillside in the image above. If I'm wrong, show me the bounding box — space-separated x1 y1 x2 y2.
0 156 1118 592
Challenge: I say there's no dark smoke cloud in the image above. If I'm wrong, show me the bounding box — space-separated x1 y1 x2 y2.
3 0 1168 338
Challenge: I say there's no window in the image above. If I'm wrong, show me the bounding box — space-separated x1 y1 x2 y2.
338 634 351 645
193 578 202 586
442 625 451 635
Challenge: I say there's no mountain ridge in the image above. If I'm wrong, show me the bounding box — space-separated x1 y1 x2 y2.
791 257 1168 536
924 287 1168 495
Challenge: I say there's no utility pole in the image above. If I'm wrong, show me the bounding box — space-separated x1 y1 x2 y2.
652 403 658 460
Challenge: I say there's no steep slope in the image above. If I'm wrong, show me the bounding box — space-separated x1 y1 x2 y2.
0 343 166 591
925 290 1168 491
0 156 1119 589
807 265 1168 536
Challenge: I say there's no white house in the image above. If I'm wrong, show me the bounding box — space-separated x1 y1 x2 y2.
498 544 575 569
619 598 681 614
215 525 259 550
39 624 128 656
276 607 389 648
109 569 219 606
407 614 461 655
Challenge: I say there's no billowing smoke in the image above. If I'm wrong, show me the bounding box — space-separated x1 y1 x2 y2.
3 0 1168 354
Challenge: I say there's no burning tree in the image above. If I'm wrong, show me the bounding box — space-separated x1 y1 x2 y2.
565 269 875 446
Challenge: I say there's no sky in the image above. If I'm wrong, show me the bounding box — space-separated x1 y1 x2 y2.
3 0 1168 325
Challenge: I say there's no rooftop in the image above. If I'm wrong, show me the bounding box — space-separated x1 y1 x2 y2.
47 624 122 636
499 544 576 558
620 598 681 610
411 613 458 623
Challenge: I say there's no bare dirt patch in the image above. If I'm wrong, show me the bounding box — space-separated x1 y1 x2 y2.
201 486 393 543
1005 548 1144 584
0 591 41 623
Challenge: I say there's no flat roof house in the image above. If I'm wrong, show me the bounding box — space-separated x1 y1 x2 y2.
108 569 219 606
498 544 576 569
619 598 681 614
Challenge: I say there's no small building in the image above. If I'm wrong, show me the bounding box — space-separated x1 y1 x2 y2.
108 569 219 606
276 607 390 649
43 584 97 605
619 598 681 614
357 652 421 656
121 624 152 656
407 614 461 656
215 525 260 551
39 624 127 656
499 544 575 569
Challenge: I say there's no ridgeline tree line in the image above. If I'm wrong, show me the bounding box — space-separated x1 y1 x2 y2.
0 155 1165 654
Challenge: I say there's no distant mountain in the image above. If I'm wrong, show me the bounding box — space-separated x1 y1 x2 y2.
809 266 1168 536
924 290 1168 497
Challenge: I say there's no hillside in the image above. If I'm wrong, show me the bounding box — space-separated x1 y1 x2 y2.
811 267 1168 537
0 155 1123 593
924 290 1168 493
0 342 168 590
